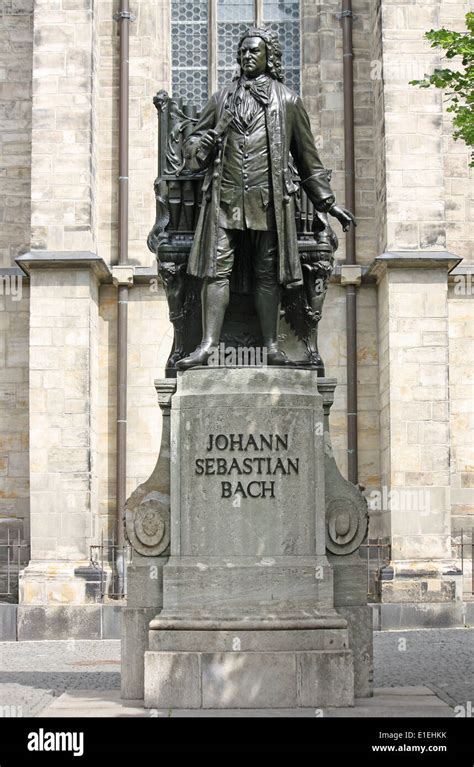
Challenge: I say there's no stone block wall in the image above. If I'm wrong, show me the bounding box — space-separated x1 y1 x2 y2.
448 281 474 537
0 0 33 267
440 1 473 259
376 266 391 539
318 282 381 502
30 0 98 252
28 267 99 562
97 281 172 539
0 0 32 573
300 0 382 528
375 262 453 562
0 282 30 542
125 285 170 495
95 0 118 263
97 283 116 538
302 0 378 265
370 0 387 257
374 0 473 258
96 0 169 265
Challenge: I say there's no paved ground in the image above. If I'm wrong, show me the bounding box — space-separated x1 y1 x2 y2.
0 640 120 718
0 628 471 717
374 628 474 710
40 686 453 718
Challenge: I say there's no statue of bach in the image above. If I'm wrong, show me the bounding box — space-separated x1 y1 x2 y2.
176 26 356 369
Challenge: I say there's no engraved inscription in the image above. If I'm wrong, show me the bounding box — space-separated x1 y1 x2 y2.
194 432 300 500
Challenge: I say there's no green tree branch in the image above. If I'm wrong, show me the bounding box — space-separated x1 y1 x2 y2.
410 11 474 166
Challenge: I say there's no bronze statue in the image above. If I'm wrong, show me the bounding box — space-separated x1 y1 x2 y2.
173 27 356 369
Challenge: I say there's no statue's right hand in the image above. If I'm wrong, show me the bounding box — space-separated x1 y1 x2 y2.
199 129 218 155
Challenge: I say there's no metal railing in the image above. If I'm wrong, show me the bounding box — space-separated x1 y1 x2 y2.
453 528 473 596
0 530 30 601
2 528 471 605
359 538 391 602
89 532 132 601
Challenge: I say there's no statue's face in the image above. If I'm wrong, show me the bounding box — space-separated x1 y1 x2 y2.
240 37 267 78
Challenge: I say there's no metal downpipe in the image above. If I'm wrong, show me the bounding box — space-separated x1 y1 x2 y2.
115 0 132 565
340 0 358 484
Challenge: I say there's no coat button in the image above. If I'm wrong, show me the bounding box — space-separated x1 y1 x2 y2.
213 172 219 179
214 158 221 166
283 195 290 204
245 185 249 190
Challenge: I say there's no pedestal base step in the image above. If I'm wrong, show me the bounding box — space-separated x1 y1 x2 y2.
144 649 354 709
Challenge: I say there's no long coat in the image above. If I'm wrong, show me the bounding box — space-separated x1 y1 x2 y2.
184 78 335 288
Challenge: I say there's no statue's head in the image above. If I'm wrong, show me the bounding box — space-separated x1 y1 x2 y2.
236 26 284 81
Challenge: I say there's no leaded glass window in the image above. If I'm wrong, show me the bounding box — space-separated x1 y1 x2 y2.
171 0 301 107
217 0 254 90
264 1 300 94
171 0 209 105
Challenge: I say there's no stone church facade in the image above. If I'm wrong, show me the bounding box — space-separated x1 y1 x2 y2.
0 0 472 637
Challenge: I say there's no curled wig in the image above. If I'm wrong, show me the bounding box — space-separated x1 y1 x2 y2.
235 26 284 82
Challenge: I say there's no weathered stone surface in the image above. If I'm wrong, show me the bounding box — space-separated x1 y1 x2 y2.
0 288 30 535
331 553 368 607
0 6 33 267
121 608 156 700
380 603 466 630
145 368 355 708
17 605 101 640
0 604 17 641
159 558 334 614
160 368 335 617
336 606 373 698
144 650 354 709
144 652 201 709
330 550 373 698
170 368 325 560
124 380 175 558
465 602 474 628
102 605 122 640
19 559 105 606
202 652 298 709
382 577 459 604
122 550 167 698
125 558 164 609
149 628 349 653
297 651 354 707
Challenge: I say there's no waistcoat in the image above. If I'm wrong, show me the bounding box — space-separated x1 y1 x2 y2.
218 105 275 231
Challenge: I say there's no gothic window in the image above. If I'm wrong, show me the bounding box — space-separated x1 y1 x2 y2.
171 0 301 106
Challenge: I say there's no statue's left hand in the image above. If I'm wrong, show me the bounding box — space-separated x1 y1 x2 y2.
328 204 357 232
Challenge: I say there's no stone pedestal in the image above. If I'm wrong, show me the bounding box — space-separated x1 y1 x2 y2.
122 379 174 699
143 368 355 709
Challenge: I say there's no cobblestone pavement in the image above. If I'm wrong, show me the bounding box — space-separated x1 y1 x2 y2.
0 629 472 717
374 628 474 710
0 640 120 717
